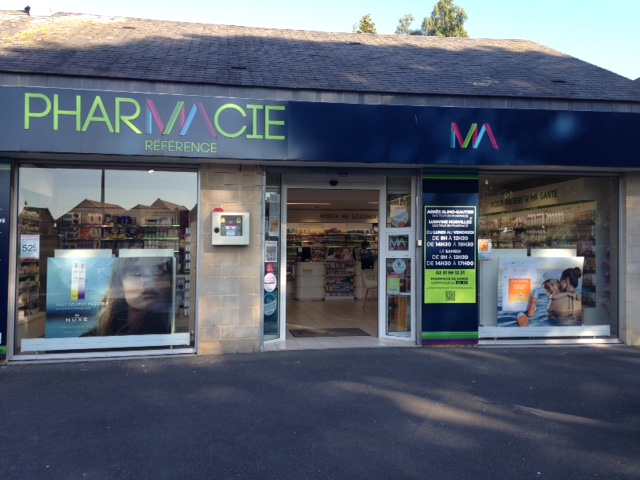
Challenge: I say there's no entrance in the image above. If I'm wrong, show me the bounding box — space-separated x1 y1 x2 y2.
270 173 417 348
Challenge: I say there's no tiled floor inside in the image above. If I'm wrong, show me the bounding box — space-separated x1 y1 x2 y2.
263 296 418 351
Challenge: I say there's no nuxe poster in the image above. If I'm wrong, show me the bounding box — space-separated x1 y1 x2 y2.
46 256 174 337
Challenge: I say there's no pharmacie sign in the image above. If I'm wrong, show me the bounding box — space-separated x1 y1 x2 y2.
1 87 287 159
2 86 639 167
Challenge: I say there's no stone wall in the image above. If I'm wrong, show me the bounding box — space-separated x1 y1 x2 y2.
623 174 640 345
197 164 264 354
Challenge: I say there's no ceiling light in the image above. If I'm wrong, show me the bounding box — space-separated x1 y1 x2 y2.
287 202 331 206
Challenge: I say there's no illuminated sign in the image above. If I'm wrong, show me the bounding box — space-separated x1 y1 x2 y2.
424 206 477 304
18 90 287 158
1 86 638 165
451 122 499 150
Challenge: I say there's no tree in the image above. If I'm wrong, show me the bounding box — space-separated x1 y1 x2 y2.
421 0 469 37
395 14 425 35
353 14 377 34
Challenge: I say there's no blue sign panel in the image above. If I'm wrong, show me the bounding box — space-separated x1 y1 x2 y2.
0 86 639 169
0 87 288 160
422 176 479 346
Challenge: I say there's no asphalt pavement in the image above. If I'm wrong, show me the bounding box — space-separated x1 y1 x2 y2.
1 345 639 480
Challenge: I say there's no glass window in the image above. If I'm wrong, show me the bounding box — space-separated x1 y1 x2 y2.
263 173 281 340
387 177 412 228
16 165 197 355
478 174 618 339
386 258 411 334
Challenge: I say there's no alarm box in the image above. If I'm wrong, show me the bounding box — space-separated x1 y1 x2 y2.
212 211 250 245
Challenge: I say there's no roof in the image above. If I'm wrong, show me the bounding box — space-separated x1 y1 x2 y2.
0 10 637 102
72 199 126 211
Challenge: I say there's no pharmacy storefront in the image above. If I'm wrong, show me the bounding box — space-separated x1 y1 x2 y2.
0 85 638 361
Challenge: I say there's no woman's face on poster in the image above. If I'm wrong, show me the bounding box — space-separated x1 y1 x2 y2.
121 258 172 311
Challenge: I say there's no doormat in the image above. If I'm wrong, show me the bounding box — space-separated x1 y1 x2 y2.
289 328 370 338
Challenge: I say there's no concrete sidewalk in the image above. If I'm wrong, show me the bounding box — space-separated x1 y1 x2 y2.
1 346 639 479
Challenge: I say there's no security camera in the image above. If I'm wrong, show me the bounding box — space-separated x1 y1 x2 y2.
329 179 338 186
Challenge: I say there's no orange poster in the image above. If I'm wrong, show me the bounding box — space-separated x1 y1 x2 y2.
508 278 531 303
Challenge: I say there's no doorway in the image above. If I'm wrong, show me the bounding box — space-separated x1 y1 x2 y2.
285 187 380 342
269 173 417 349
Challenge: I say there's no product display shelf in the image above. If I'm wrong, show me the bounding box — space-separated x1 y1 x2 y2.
18 209 42 323
174 227 192 331
480 204 603 309
287 232 378 262
479 203 596 250
324 262 355 298
175 274 191 320
324 245 355 299
286 244 298 297
58 223 183 251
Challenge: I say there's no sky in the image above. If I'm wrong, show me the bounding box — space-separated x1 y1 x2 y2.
6 0 640 79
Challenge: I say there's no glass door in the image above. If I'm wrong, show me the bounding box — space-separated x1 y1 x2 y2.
379 177 416 338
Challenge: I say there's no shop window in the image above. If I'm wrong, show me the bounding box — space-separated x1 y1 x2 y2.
264 173 281 340
478 175 618 339
387 177 412 228
15 165 197 355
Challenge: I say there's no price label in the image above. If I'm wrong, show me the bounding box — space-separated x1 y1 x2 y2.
20 234 40 260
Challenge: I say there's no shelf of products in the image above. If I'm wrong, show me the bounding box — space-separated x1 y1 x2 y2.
479 203 596 250
325 246 355 298
287 228 378 300
480 201 606 309
175 226 192 322
286 231 378 261
175 274 191 319
18 209 41 321
58 209 192 274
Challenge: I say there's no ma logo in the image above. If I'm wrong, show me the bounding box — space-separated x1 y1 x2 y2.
451 123 499 150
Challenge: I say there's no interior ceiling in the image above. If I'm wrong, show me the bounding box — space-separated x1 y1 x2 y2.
287 189 378 210
286 175 576 210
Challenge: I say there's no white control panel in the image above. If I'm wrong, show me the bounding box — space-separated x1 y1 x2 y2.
212 211 250 245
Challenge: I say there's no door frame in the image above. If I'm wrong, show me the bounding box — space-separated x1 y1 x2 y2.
277 173 417 343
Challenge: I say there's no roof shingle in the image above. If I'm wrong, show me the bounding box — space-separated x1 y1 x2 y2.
0 11 637 102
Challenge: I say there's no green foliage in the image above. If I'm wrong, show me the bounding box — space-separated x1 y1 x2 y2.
353 14 378 34
395 14 416 35
422 0 469 37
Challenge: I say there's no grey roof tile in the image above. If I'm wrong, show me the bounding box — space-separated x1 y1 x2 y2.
0 10 637 102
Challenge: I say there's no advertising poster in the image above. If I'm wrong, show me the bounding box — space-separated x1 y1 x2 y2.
498 256 584 327
46 257 115 338
46 256 174 337
20 234 40 260
478 239 492 261
424 206 476 304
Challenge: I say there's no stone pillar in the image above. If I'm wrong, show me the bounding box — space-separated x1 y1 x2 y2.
623 173 640 345
197 164 263 354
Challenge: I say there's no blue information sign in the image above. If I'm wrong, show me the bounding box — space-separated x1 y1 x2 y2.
424 206 477 304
